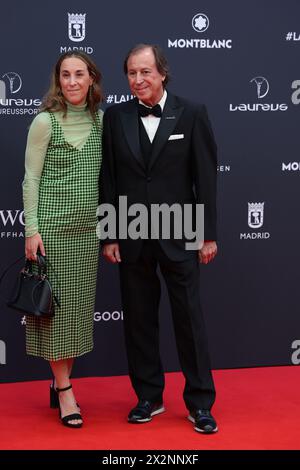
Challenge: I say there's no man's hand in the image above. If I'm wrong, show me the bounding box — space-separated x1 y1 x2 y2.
198 241 217 264
103 243 122 263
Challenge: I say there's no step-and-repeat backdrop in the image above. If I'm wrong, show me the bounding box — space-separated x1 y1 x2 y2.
1 0 299 382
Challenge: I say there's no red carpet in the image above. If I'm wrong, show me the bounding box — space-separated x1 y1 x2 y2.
0 366 299 450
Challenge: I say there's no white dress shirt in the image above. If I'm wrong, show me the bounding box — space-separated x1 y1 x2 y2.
139 90 167 143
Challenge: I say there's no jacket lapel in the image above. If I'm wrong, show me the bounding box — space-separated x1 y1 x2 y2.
119 93 184 172
120 99 145 170
148 92 184 171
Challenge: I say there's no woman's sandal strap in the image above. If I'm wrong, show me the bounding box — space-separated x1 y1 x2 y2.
62 413 82 421
61 413 82 426
56 384 72 393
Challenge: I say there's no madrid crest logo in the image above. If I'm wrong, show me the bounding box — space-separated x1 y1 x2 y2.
68 13 86 42
248 203 264 229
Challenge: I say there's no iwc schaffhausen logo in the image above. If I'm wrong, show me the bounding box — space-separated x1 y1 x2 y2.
0 210 24 239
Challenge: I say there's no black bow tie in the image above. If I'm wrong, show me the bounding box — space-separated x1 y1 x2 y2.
138 103 162 118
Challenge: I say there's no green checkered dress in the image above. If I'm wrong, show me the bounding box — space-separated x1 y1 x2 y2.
26 111 102 361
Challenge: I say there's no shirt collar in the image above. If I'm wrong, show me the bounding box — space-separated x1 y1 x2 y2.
139 89 167 112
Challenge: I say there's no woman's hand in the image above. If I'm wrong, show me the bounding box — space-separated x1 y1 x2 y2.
25 233 46 261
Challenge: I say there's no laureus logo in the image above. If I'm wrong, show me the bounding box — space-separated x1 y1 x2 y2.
0 72 22 104
250 76 269 99
0 72 40 115
2 72 22 94
229 76 288 112
68 13 86 42
192 13 209 33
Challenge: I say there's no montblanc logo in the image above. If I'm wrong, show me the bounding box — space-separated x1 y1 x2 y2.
282 162 300 172
0 210 24 239
168 13 232 50
240 202 270 240
0 72 41 116
60 12 93 54
0 340 6 365
229 77 288 112
192 13 209 33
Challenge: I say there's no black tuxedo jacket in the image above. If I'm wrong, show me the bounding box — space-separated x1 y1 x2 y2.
100 91 217 262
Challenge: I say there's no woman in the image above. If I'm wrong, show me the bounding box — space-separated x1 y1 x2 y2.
22 51 103 428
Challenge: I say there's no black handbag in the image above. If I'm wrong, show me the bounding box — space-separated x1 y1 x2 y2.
0 253 60 317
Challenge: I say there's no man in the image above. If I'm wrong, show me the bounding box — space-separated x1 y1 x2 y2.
100 44 218 433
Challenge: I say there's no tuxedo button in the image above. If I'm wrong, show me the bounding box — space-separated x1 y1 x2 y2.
147 177 152 182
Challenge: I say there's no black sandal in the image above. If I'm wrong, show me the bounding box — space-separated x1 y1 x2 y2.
56 384 83 428
50 379 80 409
50 379 59 409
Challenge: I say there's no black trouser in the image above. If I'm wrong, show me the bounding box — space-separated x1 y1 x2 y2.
119 240 216 412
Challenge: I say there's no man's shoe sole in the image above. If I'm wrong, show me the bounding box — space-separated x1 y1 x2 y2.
187 414 218 433
128 405 165 423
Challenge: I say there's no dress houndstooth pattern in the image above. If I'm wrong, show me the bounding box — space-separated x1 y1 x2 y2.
26 111 102 360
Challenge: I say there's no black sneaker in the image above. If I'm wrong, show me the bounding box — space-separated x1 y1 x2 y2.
188 409 218 434
128 400 165 423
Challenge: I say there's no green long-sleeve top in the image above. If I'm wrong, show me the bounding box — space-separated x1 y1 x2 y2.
23 102 102 237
